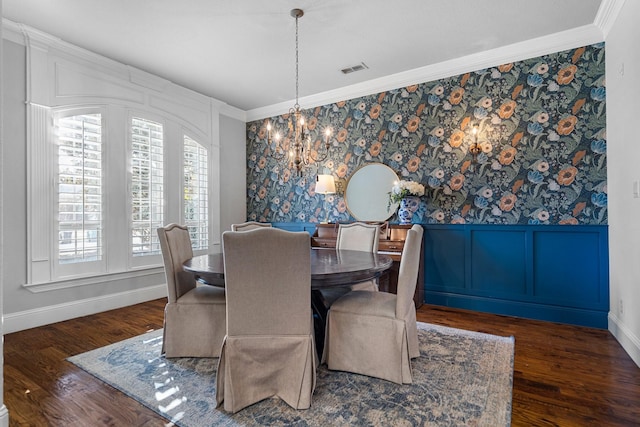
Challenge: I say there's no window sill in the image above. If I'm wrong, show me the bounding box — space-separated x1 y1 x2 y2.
23 266 165 293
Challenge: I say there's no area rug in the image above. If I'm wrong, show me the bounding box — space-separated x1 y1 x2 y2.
68 322 514 426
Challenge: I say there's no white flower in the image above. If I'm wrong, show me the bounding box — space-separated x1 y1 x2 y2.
389 179 426 204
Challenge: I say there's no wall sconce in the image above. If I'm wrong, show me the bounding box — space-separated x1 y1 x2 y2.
470 123 482 163
315 174 336 224
334 177 346 196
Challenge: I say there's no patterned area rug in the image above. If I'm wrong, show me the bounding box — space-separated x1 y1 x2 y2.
68 322 514 426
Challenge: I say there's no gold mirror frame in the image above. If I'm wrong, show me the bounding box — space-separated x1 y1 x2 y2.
345 163 399 221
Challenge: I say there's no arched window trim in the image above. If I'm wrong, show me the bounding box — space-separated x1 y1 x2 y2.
22 28 224 292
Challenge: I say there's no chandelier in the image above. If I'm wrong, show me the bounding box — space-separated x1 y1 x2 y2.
265 8 331 176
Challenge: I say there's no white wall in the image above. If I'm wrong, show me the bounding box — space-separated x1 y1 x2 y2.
606 0 640 367
219 114 248 234
0 1 9 424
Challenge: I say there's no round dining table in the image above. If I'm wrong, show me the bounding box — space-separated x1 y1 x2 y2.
183 249 393 289
183 249 392 357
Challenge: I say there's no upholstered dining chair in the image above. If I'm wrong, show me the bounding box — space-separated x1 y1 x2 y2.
335 222 381 291
322 224 423 384
157 224 226 358
216 228 317 413
318 222 381 307
230 221 272 232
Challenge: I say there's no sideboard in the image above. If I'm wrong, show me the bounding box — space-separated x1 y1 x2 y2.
311 223 424 308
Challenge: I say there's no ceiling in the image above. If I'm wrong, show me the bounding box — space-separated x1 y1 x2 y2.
3 0 605 113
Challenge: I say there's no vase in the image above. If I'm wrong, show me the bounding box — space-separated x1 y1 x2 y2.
398 196 420 224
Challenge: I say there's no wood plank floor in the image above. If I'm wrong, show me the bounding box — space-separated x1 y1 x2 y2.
4 299 640 426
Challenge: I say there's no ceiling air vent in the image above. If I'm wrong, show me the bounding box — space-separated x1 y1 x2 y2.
341 62 369 75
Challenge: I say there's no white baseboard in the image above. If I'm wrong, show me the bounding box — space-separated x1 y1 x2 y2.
3 285 167 334
608 312 640 368
0 405 8 427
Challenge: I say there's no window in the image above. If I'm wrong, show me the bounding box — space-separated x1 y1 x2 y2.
55 113 103 264
131 117 164 257
183 135 208 250
24 32 222 288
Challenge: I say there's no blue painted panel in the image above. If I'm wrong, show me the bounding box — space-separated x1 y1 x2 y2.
271 222 316 235
422 224 608 328
533 230 605 309
270 222 609 329
424 227 466 289
470 229 527 295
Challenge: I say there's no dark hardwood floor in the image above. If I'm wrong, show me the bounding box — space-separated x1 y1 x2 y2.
4 299 640 426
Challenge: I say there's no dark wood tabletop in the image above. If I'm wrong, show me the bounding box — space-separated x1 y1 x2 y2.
183 249 393 289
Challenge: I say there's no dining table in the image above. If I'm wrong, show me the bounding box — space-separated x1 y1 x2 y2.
183 248 393 357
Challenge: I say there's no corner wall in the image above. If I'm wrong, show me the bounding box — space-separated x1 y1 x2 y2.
606 0 640 367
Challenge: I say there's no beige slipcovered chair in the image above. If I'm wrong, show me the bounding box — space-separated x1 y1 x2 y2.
157 224 226 358
216 228 317 413
230 221 272 232
336 222 381 291
318 222 381 307
322 224 423 384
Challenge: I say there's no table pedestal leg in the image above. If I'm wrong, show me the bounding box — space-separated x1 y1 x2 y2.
311 290 328 359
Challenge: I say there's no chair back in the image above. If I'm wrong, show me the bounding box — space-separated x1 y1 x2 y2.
336 222 380 253
395 224 423 319
230 221 272 232
157 224 195 304
222 228 311 336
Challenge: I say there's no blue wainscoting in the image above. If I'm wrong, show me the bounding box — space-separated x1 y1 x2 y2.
271 222 610 329
425 224 609 329
271 222 318 234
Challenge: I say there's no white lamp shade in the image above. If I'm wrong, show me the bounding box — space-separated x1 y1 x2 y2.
316 174 336 194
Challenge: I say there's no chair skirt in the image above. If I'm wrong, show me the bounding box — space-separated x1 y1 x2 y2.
322 291 416 384
216 335 317 413
162 287 226 358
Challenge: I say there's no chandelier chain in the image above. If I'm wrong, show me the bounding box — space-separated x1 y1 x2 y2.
294 12 300 109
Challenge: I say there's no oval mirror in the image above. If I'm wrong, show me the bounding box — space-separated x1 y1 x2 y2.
345 163 399 221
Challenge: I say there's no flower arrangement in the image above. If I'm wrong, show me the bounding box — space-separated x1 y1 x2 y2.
389 180 425 205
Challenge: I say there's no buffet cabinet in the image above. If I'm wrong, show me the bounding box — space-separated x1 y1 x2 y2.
311 223 424 308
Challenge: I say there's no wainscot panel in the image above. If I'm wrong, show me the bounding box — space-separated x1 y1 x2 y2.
425 224 609 329
271 222 317 234
272 222 609 329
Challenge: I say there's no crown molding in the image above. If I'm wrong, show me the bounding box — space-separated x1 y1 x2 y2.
595 0 627 38
2 18 26 44
246 24 604 122
219 102 246 122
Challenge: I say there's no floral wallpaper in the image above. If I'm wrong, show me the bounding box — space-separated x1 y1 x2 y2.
246 43 606 225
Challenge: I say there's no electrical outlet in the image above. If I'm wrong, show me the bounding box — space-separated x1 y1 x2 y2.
619 299 624 316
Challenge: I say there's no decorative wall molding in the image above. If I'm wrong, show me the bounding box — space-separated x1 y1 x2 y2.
595 0 627 38
424 224 609 328
54 60 146 104
26 103 53 285
3 285 167 334
14 18 225 289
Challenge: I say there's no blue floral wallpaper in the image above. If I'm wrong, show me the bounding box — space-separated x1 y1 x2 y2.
246 43 606 225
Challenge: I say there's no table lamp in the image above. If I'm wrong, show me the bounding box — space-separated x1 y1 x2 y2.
316 174 336 224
